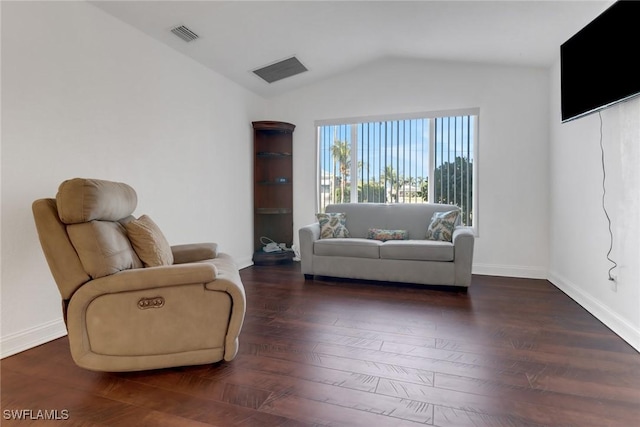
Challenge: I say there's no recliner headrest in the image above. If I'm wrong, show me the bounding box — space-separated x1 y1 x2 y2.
56 178 137 224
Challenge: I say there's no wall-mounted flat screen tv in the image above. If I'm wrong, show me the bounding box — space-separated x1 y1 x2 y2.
561 0 640 122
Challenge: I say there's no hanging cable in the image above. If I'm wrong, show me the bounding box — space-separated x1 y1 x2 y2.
599 111 618 281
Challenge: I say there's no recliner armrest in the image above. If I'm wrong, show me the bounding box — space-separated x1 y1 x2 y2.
76 263 218 298
171 242 218 264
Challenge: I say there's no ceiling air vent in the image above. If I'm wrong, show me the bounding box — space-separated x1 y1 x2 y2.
253 56 308 84
171 25 199 43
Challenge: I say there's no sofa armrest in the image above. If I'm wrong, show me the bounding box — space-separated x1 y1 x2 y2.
453 226 474 244
298 223 320 275
171 242 218 264
453 227 475 286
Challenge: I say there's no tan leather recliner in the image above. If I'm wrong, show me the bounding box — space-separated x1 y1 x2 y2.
32 178 246 372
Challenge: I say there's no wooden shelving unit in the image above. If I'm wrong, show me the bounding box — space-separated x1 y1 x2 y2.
252 121 295 265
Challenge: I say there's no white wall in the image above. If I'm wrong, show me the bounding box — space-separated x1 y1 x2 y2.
548 61 640 350
269 57 551 279
1 1 266 357
5 2 635 359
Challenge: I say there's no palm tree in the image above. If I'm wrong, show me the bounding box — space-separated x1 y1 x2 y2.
381 166 399 203
417 176 429 202
331 140 350 203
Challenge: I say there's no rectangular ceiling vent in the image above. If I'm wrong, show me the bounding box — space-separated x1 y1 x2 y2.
171 25 199 43
253 56 308 84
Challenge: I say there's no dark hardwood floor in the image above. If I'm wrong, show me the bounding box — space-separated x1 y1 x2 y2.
2 263 639 426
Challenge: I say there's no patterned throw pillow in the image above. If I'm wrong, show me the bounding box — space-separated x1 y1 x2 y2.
426 209 459 242
316 212 350 239
367 228 409 242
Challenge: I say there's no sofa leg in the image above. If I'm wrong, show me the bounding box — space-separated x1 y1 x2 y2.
304 274 314 280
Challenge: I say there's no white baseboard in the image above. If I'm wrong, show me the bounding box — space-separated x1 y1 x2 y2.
1 318 67 359
472 263 547 280
548 270 640 352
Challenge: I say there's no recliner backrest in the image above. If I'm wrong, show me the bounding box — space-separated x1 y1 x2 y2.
33 178 143 300
33 198 90 300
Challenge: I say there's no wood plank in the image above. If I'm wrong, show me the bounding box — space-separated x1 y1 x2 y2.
2 264 639 426
435 372 640 425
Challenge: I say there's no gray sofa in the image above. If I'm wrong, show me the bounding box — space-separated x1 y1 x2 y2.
299 203 474 288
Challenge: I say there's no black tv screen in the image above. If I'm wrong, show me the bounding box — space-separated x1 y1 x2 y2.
561 0 640 122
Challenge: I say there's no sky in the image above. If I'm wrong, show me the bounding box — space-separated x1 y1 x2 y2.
318 116 475 184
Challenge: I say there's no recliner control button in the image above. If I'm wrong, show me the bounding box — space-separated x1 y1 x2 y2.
137 296 165 309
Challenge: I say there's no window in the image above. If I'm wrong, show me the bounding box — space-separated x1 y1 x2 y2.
317 109 478 227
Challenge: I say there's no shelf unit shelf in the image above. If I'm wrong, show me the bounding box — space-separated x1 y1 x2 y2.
255 208 292 214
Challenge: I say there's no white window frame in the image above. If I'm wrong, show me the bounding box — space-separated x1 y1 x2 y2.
315 108 479 235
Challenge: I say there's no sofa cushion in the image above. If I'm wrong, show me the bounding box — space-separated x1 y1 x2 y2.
317 212 350 239
125 215 174 267
314 238 381 259
380 240 454 262
426 209 459 242
67 221 143 279
367 228 409 242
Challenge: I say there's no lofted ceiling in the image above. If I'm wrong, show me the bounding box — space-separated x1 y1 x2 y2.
90 0 613 98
